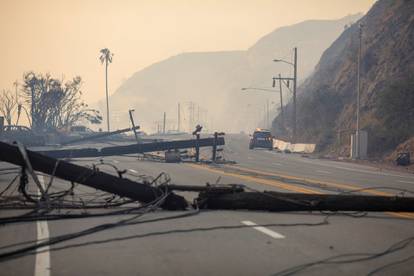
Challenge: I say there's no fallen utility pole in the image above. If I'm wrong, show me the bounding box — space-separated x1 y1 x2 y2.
40 136 225 159
0 141 187 210
61 126 141 146
128 109 140 143
192 125 203 162
5 140 410 213
1 139 414 212
212 132 225 163
197 190 414 212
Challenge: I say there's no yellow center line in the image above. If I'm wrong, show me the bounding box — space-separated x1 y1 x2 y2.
186 163 322 194
226 165 414 219
186 163 414 219
226 165 390 196
389 212 414 219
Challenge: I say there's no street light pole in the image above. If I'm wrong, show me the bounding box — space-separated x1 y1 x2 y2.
163 112 166 134
293 47 297 143
355 24 363 159
177 103 181 132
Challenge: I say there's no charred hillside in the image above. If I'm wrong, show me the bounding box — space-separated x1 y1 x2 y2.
273 0 414 157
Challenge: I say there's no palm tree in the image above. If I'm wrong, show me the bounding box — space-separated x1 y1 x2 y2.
99 48 113 132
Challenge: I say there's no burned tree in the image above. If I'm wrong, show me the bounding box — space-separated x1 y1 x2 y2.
0 89 17 125
22 72 102 132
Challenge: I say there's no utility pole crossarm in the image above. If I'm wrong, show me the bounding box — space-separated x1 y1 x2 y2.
241 87 280 93
272 77 295 81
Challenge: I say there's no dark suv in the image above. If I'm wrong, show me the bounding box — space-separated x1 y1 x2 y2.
249 129 273 150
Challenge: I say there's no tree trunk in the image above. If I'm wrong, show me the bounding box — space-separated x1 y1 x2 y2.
105 60 110 132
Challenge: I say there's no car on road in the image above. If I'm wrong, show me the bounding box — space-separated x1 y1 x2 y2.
249 128 273 150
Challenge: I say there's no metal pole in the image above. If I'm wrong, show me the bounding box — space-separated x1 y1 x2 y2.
188 102 193 132
195 133 200 162
355 24 363 159
197 104 200 124
105 59 110 132
31 86 35 131
192 102 195 128
266 99 270 129
293 47 297 143
163 112 166 134
212 132 218 162
178 103 181 132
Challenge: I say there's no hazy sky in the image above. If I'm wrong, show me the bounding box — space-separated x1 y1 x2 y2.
0 0 375 103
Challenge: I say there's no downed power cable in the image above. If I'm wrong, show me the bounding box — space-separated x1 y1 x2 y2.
2 140 414 212
0 141 188 210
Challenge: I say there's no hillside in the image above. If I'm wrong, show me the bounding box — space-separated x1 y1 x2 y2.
100 14 361 133
272 0 414 158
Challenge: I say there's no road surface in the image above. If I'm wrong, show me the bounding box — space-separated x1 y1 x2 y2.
1 134 414 275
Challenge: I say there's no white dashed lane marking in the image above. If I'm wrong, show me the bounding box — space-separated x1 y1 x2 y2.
398 180 414 184
35 176 51 276
241 221 285 239
316 170 331 174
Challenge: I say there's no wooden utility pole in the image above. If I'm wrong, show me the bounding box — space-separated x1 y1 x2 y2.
273 47 297 142
0 141 188 210
278 73 284 128
355 24 363 159
188 102 195 132
128 109 139 142
266 99 270 129
198 190 414 212
163 112 166 134
197 104 200 124
177 103 181 132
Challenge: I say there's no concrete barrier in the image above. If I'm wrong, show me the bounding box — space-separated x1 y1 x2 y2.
273 139 316 153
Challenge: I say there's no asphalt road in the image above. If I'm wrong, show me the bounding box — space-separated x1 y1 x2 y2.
1 134 414 276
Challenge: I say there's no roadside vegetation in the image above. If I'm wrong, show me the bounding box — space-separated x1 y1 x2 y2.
370 77 414 155
0 72 102 132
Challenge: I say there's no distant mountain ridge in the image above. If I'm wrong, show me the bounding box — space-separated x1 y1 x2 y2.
100 14 361 133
